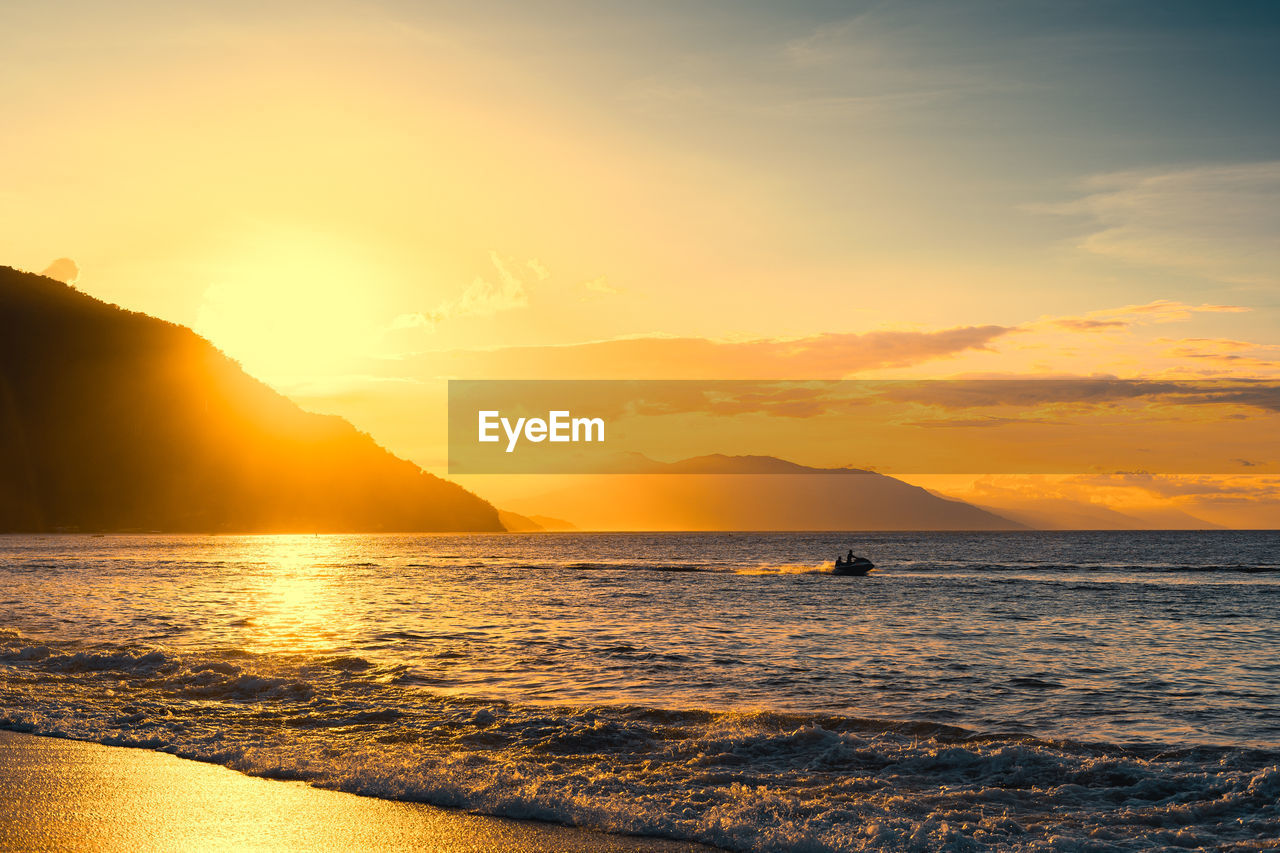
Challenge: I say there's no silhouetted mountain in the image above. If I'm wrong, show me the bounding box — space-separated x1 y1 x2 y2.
970 498 1220 531
0 266 502 532
504 454 1025 531
496 510 578 532
659 454 846 475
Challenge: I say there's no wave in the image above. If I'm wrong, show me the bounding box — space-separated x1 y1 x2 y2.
528 560 1280 577
189 557 1278 576
1 629 1277 851
434 559 1280 575
892 562 1280 574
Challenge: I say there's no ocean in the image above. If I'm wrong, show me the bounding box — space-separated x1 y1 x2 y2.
1 531 1277 851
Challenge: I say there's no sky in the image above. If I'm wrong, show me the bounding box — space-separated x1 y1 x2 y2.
2 0 1278 523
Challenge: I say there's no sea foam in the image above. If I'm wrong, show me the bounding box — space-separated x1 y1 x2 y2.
2 629 1277 852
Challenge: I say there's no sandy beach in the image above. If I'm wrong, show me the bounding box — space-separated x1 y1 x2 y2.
0 730 714 852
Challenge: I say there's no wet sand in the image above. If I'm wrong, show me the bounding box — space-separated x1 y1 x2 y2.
0 730 714 852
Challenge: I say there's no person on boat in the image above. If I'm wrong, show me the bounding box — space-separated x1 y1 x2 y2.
835 555 846 567
847 549 855 563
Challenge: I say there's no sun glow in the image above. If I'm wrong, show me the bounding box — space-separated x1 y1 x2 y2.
193 231 393 385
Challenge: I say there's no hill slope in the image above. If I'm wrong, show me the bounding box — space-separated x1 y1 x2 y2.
504 454 1025 531
972 498 1219 531
0 266 502 532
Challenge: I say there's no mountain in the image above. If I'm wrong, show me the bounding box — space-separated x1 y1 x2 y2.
496 510 578 532
501 454 1025 531
971 498 1220 530
0 266 503 533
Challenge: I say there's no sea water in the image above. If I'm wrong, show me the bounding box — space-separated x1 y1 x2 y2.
1 531 1277 851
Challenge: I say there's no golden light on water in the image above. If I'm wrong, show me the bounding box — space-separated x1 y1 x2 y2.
236 536 354 655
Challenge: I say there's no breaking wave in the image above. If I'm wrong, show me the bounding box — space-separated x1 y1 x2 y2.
2 628 1277 852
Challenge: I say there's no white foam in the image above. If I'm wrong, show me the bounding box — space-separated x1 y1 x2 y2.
2 633 1278 851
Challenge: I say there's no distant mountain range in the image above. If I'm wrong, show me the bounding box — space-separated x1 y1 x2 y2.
0 266 502 533
499 454 1027 531
496 510 578 532
967 496 1218 531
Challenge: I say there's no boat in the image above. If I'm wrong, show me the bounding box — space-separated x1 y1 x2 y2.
832 556 874 576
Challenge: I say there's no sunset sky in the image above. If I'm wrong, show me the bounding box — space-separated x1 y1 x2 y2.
3 1 1278 524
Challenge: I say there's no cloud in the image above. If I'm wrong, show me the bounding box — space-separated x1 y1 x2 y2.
996 300 1275 378
772 11 1019 119
1166 338 1264 354
625 384 843 420
1108 474 1280 502
875 378 1181 409
1158 337 1280 371
782 18 868 67
389 312 433 331
1051 162 1280 286
1174 386 1280 413
872 377 1280 415
40 258 80 284
906 415 1065 429
435 252 529 321
449 376 1280 424
422 325 1012 380
526 260 551 281
392 252 532 332
1052 317 1128 332
1042 300 1249 333
581 275 622 296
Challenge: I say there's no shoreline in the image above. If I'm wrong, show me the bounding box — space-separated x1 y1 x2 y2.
0 729 716 852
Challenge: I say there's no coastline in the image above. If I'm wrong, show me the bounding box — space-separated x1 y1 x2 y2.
0 730 715 852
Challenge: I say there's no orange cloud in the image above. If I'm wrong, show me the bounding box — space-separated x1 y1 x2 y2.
581 275 622 296
40 258 80 284
1158 337 1280 371
393 252 533 332
418 325 1012 380
1043 300 1249 333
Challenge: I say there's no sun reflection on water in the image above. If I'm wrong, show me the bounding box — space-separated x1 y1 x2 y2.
234 536 358 656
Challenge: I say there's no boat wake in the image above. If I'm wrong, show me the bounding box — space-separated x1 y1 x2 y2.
732 563 829 576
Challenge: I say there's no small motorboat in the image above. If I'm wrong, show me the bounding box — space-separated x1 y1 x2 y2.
832 556 874 576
